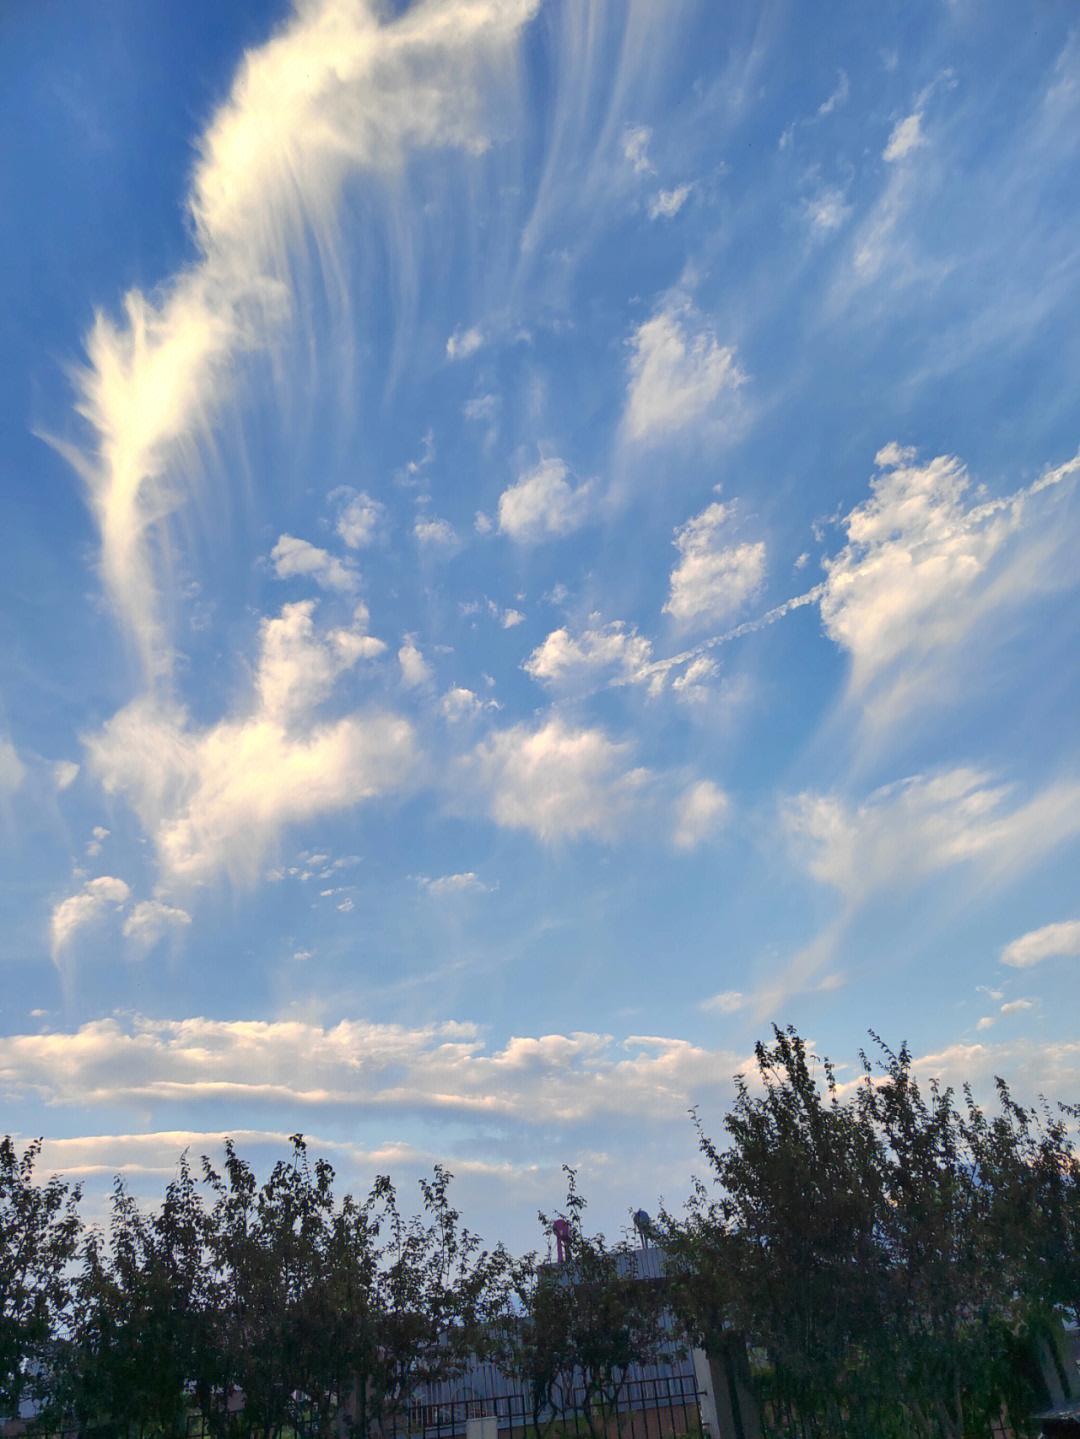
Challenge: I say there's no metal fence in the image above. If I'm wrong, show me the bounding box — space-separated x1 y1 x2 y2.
400 1373 704 1439
6 1373 703 1439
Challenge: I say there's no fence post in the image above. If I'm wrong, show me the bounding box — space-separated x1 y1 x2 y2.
693 1337 761 1439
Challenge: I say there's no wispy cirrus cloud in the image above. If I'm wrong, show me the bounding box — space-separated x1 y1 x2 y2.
52 0 538 683
883 110 926 163
783 766 1080 904
672 779 729 850
0 735 26 794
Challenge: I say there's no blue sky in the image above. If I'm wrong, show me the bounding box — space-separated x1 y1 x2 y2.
2 0 1079 1245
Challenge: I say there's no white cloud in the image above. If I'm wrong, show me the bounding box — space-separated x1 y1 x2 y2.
671 655 718 702
700 990 745 1015
497 459 591 544
1000 999 1034 1015
0 1013 739 1128
523 623 652 690
883 111 925 162
336 492 385 548
446 326 485 360
648 185 691 220
976 1016 994 1031
257 601 384 724
464 394 499 423
905 1038 1080 1103
0 736 26 794
0 736 26 793
820 445 1080 723
664 501 766 625
55 0 537 682
784 767 1080 903
414 515 460 550
846 162 918 287
818 70 849 116
623 125 653 174
398 429 436 485
271 535 358 593
398 640 432 688
1001 919 1080 968
122 899 192 948
86 602 412 883
803 187 852 234
625 303 744 443
673 780 729 849
441 686 497 721
418 872 493 897
51 875 132 956
53 760 80 790
467 717 649 843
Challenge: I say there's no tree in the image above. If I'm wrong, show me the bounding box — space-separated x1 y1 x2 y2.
519 1169 667 1439
668 1030 888 1437
196 1134 342 1437
63 1155 209 1436
864 1040 1065 1439
0 1136 81 1418
661 1028 1078 1439
371 1164 514 1434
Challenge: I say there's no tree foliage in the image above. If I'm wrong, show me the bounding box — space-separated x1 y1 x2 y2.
0 1138 81 1416
661 1027 1080 1439
508 1169 668 1439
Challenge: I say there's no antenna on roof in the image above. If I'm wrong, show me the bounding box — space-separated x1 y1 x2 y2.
633 1209 651 1249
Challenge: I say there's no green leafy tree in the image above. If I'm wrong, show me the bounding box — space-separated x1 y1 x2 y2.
684 1030 887 1437
524 1170 667 1439
0 1136 81 1418
196 1135 340 1437
864 1040 1062 1439
371 1163 513 1433
63 1156 208 1436
662 1028 1078 1439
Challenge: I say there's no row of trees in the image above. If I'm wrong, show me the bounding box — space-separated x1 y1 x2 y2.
2 1140 520 1436
2 1030 1078 1438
